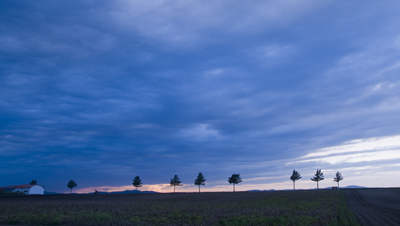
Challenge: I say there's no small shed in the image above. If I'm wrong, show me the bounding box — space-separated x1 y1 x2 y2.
3 184 45 195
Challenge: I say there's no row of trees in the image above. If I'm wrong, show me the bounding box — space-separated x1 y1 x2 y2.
170 173 243 193
133 170 343 193
290 169 344 190
65 170 344 193
133 173 238 193
133 173 242 193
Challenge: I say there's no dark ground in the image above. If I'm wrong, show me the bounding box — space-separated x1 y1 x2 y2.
0 192 172 203
0 190 354 225
345 188 400 226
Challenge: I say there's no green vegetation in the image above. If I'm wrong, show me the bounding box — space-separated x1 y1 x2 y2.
0 192 25 196
336 191 359 226
0 190 359 225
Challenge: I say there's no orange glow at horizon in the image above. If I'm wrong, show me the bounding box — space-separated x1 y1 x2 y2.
73 181 310 194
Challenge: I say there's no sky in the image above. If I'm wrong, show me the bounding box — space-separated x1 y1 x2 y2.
1 0 400 193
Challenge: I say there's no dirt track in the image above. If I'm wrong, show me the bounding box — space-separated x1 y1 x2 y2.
345 188 400 226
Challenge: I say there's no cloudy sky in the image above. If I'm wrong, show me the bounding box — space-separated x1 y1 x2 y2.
1 0 400 193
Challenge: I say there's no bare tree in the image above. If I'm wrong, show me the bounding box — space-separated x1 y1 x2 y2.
290 170 301 190
228 174 242 192
333 172 343 188
311 169 324 189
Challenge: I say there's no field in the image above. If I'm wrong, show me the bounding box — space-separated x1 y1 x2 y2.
0 190 358 226
345 188 400 226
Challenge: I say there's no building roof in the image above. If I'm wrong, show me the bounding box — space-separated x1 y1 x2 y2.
3 184 45 189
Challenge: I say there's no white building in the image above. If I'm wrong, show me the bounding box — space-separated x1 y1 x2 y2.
1 184 45 195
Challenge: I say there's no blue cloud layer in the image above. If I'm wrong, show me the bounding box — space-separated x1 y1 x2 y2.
1 0 400 192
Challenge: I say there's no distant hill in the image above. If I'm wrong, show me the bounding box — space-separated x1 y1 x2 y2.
44 191 64 195
247 189 275 192
44 190 158 195
246 185 368 192
99 190 158 194
341 185 368 189
46 186 368 195
316 185 368 190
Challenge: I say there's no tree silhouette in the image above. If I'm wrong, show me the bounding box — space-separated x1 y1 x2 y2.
333 172 344 188
132 176 143 193
170 175 182 193
290 170 301 190
194 172 206 193
29 179 37 185
228 174 242 192
67 180 77 193
311 169 324 189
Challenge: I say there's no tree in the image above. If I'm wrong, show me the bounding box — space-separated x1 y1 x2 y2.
228 174 242 192
170 175 182 193
132 176 143 193
290 170 301 190
67 180 77 193
194 172 206 193
310 169 324 189
333 172 344 188
29 179 37 185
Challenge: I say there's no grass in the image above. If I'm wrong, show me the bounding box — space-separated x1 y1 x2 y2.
336 191 359 226
0 190 359 226
0 192 25 196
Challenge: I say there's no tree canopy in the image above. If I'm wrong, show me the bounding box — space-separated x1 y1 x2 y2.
290 170 301 190
170 175 182 193
133 176 143 193
228 174 242 192
194 172 206 193
29 179 37 185
333 172 344 188
67 180 77 193
310 169 324 189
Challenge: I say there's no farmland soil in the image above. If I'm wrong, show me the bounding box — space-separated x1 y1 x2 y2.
345 188 400 226
0 190 357 225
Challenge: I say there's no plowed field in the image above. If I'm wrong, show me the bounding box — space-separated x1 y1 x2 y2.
0 190 357 225
345 188 400 226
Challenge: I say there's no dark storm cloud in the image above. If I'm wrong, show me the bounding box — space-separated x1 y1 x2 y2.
1 0 400 191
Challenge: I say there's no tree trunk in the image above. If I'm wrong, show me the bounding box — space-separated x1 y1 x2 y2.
136 186 138 194
198 185 200 193
293 181 295 191
233 184 235 192
317 181 319 190
174 185 175 193
338 182 339 189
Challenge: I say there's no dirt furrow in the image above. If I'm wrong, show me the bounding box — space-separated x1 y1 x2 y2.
345 189 400 226
348 196 395 225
